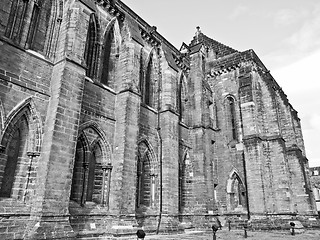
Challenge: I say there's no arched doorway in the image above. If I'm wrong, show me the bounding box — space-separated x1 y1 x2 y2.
227 171 247 211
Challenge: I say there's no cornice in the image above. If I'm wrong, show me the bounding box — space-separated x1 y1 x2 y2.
96 0 125 21
172 54 189 71
140 26 160 47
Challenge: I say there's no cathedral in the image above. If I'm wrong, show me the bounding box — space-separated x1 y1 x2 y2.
0 0 318 239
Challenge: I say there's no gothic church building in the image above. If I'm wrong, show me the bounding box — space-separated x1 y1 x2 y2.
0 0 317 239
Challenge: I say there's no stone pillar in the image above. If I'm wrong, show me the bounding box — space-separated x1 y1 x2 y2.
109 90 141 231
189 52 205 126
25 57 86 239
203 129 216 213
288 148 316 215
158 110 180 228
243 137 267 215
23 3 87 236
187 50 212 226
108 41 142 233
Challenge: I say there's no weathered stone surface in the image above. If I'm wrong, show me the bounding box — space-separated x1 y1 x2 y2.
0 1 317 239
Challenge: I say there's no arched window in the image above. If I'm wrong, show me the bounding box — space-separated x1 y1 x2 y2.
136 155 153 207
227 172 247 211
86 152 96 201
70 140 85 202
0 98 42 201
70 129 112 206
26 0 53 53
84 14 98 79
226 96 237 140
209 100 218 129
101 26 117 86
139 50 144 94
70 139 103 205
136 156 142 207
5 0 28 43
144 58 153 106
139 51 159 109
213 102 219 128
71 142 106 204
201 55 206 73
86 144 103 202
177 75 187 122
136 141 157 210
178 151 192 217
26 1 40 49
178 156 186 213
0 116 28 198
44 0 63 58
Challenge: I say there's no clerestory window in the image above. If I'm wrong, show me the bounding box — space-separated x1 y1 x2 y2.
5 0 28 43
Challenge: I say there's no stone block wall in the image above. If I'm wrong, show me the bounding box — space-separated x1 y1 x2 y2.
0 1 317 239
0 32 53 240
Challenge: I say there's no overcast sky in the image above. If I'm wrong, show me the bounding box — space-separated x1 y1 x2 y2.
124 0 320 167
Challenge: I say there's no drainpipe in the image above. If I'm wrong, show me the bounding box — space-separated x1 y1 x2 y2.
24 152 40 203
156 47 163 234
238 87 250 220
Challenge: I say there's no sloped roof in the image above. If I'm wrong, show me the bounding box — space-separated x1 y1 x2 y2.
189 32 238 58
209 49 268 73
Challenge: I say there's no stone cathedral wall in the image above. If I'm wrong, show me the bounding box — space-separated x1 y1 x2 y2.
0 0 317 239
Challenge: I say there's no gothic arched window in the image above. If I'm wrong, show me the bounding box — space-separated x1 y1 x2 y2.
144 58 154 106
136 155 153 207
70 140 85 202
136 141 157 210
70 132 111 207
178 151 193 217
226 96 237 140
229 173 246 210
70 141 104 205
0 116 28 198
84 14 98 79
178 155 186 213
101 27 116 86
226 171 247 212
26 1 40 49
86 152 97 201
26 0 53 53
136 156 143 207
5 0 28 43
178 75 187 122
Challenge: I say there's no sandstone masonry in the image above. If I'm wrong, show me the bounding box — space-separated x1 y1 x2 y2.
0 0 318 239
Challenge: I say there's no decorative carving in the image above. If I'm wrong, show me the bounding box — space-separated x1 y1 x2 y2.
140 27 160 47
172 54 189 71
96 0 125 21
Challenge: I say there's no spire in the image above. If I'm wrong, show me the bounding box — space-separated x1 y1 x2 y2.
195 26 201 43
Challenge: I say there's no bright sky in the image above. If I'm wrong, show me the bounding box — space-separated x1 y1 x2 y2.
124 0 320 167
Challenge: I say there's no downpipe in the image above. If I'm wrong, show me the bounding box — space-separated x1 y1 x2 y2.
156 47 163 234
238 86 251 220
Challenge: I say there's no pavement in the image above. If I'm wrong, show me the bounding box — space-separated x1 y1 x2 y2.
123 229 320 240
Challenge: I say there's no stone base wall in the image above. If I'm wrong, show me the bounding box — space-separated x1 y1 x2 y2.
25 216 76 240
11 212 315 239
0 214 30 240
248 214 320 230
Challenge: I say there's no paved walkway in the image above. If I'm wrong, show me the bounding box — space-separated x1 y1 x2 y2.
117 229 320 240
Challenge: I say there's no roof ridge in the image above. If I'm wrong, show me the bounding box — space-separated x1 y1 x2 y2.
190 31 237 50
202 33 238 52
189 31 238 58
